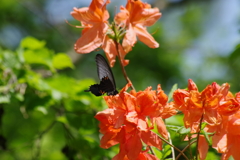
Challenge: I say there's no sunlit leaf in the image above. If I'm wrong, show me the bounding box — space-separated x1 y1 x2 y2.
14 93 24 101
21 70 51 91
23 48 54 71
53 53 74 69
0 95 10 103
168 83 178 102
162 144 172 159
51 89 63 101
20 37 46 49
1 50 21 69
166 125 182 132
57 116 69 124
178 127 191 135
201 129 211 145
152 147 163 159
35 106 48 115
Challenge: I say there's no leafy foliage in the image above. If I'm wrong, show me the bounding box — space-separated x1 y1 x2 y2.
0 37 112 159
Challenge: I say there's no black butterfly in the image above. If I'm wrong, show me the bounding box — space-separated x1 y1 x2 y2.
85 54 118 96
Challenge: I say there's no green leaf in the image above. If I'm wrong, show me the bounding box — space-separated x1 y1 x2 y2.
166 125 182 132
52 53 74 69
1 50 21 69
56 116 69 124
201 122 207 130
178 126 191 135
20 36 46 49
152 147 163 159
46 75 95 97
0 94 10 103
162 144 172 159
35 106 48 115
23 48 54 71
51 89 63 101
168 83 178 102
201 129 211 145
14 93 24 101
21 70 51 91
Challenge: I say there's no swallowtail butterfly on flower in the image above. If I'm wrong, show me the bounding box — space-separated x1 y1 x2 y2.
85 54 118 96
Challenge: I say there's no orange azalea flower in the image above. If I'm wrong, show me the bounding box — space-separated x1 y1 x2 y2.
173 79 233 133
71 0 130 67
71 0 110 53
95 83 176 159
115 0 161 53
173 79 240 160
212 109 240 160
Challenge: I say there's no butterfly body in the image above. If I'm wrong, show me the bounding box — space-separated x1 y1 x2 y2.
85 54 118 96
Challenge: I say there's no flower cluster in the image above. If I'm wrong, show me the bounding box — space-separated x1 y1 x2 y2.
95 83 176 160
70 0 240 160
71 0 161 67
173 79 240 160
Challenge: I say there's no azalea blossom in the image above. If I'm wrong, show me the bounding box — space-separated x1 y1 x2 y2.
95 83 176 160
212 93 240 160
71 0 111 53
211 112 240 160
173 79 236 133
115 0 162 53
173 79 240 159
71 0 131 67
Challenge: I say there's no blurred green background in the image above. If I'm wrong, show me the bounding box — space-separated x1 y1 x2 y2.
0 0 240 159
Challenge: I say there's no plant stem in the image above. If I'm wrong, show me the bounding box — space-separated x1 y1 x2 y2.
114 41 135 91
157 134 189 160
196 114 204 160
33 121 56 160
168 132 175 160
176 140 197 160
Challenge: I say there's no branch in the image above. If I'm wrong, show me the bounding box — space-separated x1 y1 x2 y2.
114 41 135 91
32 121 56 160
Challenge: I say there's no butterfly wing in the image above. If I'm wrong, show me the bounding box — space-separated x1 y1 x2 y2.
85 54 118 96
96 54 118 95
99 77 118 95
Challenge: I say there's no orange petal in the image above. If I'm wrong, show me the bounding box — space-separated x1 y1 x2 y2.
211 82 220 94
137 117 148 131
89 0 110 21
236 92 240 102
154 117 168 139
188 79 198 91
212 132 227 153
230 136 240 160
125 134 142 160
122 24 137 53
173 89 189 107
74 23 108 53
198 135 209 160
161 102 177 119
102 36 117 67
141 130 162 150
157 84 168 106
134 24 159 48
114 6 129 25
140 8 162 27
112 143 127 160
227 111 240 135
100 131 119 149
71 7 92 23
